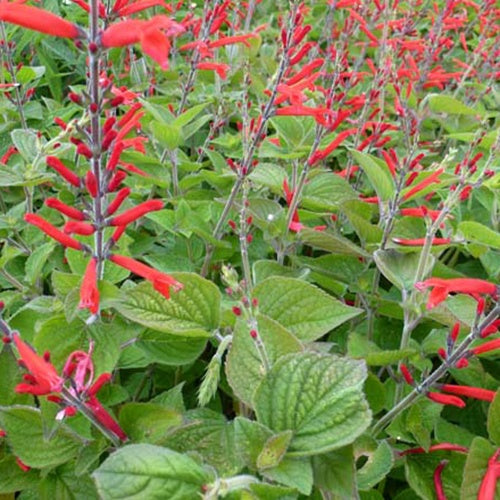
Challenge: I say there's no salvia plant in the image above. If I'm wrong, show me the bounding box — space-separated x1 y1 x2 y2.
0 0 498 498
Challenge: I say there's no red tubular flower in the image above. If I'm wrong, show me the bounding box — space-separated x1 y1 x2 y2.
79 258 99 315
108 171 127 192
400 363 415 385
13 334 63 396
101 16 184 70
85 172 98 198
46 156 81 187
106 141 125 171
16 457 31 472
478 449 500 500
308 128 358 166
427 391 466 408
45 198 85 221
25 213 83 250
403 168 444 200
107 187 131 216
0 4 80 39
109 254 182 299
433 460 448 500
400 207 443 222
400 443 468 456
196 62 231 80
472 338 500 356
86 397 127 441
415 278 497 310
64 221 95 236
438 384 496 402
392 237 451 246
208 33 257 49
109 199 164 226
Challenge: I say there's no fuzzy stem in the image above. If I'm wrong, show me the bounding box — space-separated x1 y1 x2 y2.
373 303 500 437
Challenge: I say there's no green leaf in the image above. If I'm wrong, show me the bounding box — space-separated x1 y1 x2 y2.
487 390 500 445
24 242 54 285
461 437 500 499
356 439 394 490
269 116 315 149
0 456 39 494
312 447 355 498
137 330 207 366
459 221 500 249
160 409 242 475
302 173 356 211
115 273 221 337
0 406 82 469
300 227 370 257
374 249 435 290
351 150 395 201
257 430 293 470
427 94 479 115
249 163 287 194
254 352 371 456
234 417 273 470
225 314 303 406
261 456 313 496
0 345 24 406
119 403 182 443
253 277 362 342
92 444 211 499
150 121 183 150
173 102 210 128
11 129 39 161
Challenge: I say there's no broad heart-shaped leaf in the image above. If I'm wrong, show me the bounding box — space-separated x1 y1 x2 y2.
159 409 243 476
115 273 220 337
92 444 211 500
459 221 500 249
461 437 500 499
0 406 83 469
312 446 355 498
488 390 500 445
350 150 395 201
254 352 371 456
374 249 435 291
225 314 303 406
269 116 315 149
253 277 362 342
302 173 356 211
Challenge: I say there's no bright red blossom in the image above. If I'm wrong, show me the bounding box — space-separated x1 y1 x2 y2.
79 258 99 315
415 278 497 309
13 334 63 396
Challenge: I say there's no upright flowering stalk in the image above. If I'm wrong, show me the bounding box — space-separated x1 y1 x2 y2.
8 1 184 319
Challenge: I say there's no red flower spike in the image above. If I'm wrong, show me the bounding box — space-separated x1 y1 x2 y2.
46 156 81 187
478 449 500 500
25 213 83 250
415 278 497 310
439 384 496 402
45 198 85 221
471 338 500 356
107 187 131 216
64 221 95 236
433 460 448 500
109 254 182 299
427 391 466 408
13 334 63 396
109 200 164 226
79 258 99 315
0 4 80 39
